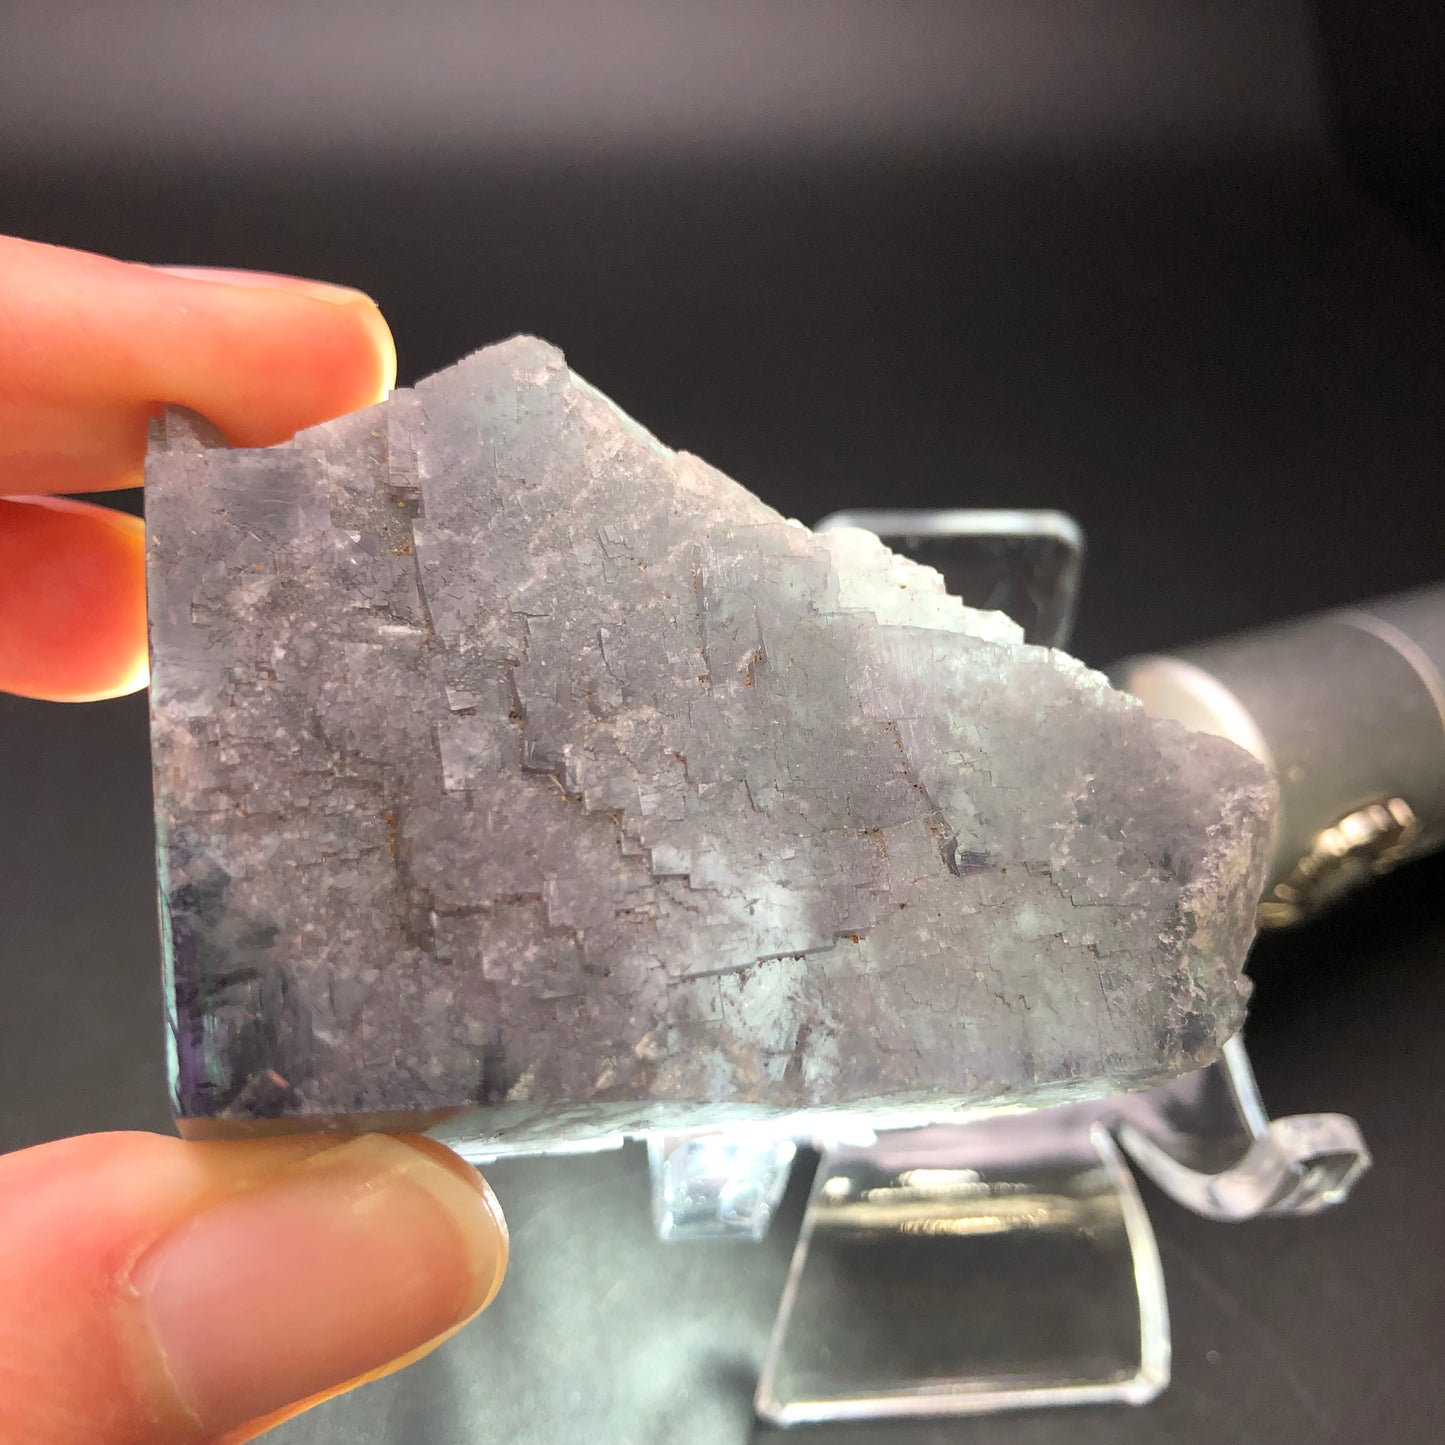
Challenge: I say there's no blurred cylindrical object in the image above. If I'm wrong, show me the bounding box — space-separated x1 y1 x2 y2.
1113 585 1445 926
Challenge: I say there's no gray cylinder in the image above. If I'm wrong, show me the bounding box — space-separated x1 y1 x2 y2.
1112 586 1445 925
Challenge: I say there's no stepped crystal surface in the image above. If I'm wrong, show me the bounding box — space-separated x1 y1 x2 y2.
147 338 1276 1145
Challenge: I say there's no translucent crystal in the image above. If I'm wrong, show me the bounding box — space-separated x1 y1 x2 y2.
146 337 1275 1148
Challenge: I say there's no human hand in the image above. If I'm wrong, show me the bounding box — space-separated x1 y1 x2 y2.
0 237 508 1444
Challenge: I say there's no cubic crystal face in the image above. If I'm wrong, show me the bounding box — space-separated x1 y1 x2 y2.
146 337 1276 1148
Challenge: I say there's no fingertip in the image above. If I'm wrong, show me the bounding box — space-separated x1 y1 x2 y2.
0 1132 505 1445
0 496 148 703
130 1134 505 1437
0 240 399 503
357 296 398 403
203 1141 505 1445
139 265 397 439
394 1136 509 1311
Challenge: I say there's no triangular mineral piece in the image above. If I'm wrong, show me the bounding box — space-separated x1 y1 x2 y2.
147 337 1275 1147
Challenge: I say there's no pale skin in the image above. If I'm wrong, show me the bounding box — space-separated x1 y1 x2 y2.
0 237 509 1445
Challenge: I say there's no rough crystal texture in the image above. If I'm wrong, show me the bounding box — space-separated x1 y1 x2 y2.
146 337 1275 1146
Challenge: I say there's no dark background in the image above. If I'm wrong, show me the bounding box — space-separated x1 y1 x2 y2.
1 2 1442 1442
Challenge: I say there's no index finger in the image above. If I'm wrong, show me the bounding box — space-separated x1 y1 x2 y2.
0 236 396 495
0 237 396 701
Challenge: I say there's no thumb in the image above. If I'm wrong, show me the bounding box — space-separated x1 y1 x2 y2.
0 1132 507 1445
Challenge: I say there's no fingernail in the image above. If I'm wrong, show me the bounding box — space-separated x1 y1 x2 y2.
152 265 378 308
129 1135 506 1434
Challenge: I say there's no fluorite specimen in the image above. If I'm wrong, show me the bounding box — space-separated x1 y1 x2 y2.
147 338 1275 1147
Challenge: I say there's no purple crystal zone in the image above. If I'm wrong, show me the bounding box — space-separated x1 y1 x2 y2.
146 338 1276 1146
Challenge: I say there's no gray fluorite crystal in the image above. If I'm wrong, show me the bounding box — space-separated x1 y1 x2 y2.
147 337 1275 1147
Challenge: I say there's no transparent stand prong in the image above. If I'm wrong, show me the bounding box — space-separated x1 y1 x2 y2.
648 1128 798 1242
816 508 1085 648
754 1120 1168 1425
1113 1036 1371 1221
750 1033 1368 1424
